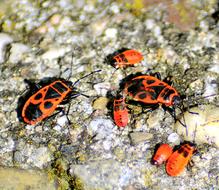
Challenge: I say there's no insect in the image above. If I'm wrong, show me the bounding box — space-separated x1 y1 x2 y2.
166 143 196 176
151 144 173 166
123 73 181 108
17 70 100 125
106 48 143 68
113 96 129 127
118 73 182 127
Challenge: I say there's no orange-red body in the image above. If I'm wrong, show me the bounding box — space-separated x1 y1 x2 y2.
124 75 180 107
152 144 173 165
166 143 196 176
19 79 78 125
113 97 129 127
113 49 143 68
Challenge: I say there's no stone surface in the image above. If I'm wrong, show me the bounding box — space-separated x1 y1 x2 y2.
0 167 56 190
174 105 219 147
0 0 219 189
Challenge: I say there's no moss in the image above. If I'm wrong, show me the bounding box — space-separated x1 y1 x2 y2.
143 170 153 187
125 0 144 16
47 152 85 190
69 175 84 190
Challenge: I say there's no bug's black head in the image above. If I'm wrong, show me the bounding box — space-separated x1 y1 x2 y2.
172 95 182 106
104 48 130 68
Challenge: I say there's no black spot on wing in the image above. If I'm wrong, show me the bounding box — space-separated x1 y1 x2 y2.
53 82 69 93
44 87 61 100
44 101 53 109
183 151 189 158
127 79 145 96
161 88 175 101
34 93 43 100
146 80 155 84
120 53 128 63
25 102 42 121
138 92 147 99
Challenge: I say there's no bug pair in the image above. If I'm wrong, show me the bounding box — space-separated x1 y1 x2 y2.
113 72 182 128
152 143 196 176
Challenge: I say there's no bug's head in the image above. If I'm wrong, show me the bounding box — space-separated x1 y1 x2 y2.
172 95 182 106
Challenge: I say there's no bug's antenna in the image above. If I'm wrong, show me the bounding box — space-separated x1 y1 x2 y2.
176 103 188 136
73 69 102 86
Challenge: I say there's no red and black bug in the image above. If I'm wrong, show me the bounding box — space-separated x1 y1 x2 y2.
17 70 101 125
105 48 143 68
115 72 182 127
123 73 181 108
166 142 196 176
113 95 129 127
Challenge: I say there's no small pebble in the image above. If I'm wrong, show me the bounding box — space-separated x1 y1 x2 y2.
9 43 30 64
129 132 153 145
0 33 13 63
167 132 180 144
92 97 109 110
105 28 118 39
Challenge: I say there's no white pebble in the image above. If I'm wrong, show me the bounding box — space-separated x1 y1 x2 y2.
110 4 120 14
145 19 155 30
94 82 111 96
88 118 114 139
0 33 13 63
57 115 68 127
42 47 69 60
53 125 62 132
9 43 30 64
167 132 180 144
105 28 118 39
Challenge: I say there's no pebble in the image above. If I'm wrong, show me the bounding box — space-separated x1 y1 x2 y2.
129 132 153 145
9 43 30 64
88 118 114 139
92 97 109 110
174 105 219 147
70 159 133 189
93 82 111 96
167 132 181 144
0 167 56 190
105 28 118 39
203 76 218 99
41 46 69 60
28 147 52 168
0 33 13 63
56 115 69 127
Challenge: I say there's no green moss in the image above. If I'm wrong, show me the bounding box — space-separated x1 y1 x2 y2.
47 152 85 190
69 175 84 190
125 0 144 16
143 169 153 187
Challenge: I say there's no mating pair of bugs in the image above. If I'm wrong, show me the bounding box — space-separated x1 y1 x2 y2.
151 143 196 177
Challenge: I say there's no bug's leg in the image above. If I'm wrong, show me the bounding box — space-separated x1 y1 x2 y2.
150 72 161 80
163 76 173 86
187 159 195 171
24 79 40 91
40 107 64 129
65 103 72 125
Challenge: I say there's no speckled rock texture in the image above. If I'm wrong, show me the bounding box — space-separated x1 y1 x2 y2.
0 0 219 189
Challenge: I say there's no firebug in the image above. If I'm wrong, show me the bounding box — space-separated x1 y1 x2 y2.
113 95 129 127
117 72 182 127
106 48 143 68
152 144 173 166
17 70 101 125
166 143 196 176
